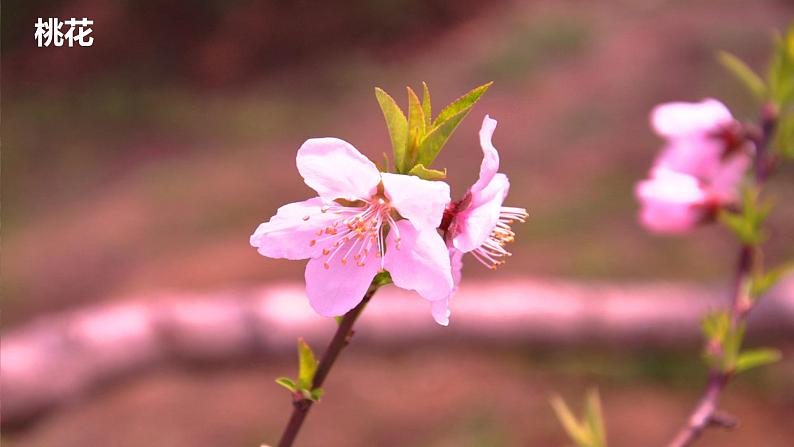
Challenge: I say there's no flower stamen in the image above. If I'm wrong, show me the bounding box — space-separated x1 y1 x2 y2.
472 207 528 270
308 194 394 269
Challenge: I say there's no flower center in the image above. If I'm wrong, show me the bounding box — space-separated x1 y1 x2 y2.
307 195 400 270
709 121 746 158
471 207 528 270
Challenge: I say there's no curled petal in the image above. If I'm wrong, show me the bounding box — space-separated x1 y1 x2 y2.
471 115 500 193
453 173 509 253
304 247 380 317
250 198 337 260
430 248 464 326
651 99 732 138
431 299 450 326
384 220 453 302
297 138 381 201
381 173 450 230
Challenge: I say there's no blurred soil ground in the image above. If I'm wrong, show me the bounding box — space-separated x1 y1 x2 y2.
5 344 794 447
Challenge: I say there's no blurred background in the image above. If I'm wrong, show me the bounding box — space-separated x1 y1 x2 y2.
3 0 794 446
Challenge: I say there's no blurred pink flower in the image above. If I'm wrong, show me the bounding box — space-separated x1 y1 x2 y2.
636 99 750 233
251 138 453 319
651 98 747 179
635 167 712 233
434 115 528 325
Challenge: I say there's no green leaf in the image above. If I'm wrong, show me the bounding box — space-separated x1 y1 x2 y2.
414 82 493 167
701 311 750 372
372 271 393 287
701 311 730 342
297 338 318 390
718 51 766 100
432 81 493 127
774 111 794 158
380 152 391 173
751 261 794 298
421 81 432 129
275 377 297 392
408 164 447 180
768 25 794 108
722 323 746 371
735 348 782 373
718 186 771 246
416 108 468 167
763 24 794 156
584 389 607 447
405 86 426 170
550 395 590 445
780 26 794 101
375 88 408 173
310 387 325 402
550 389 608 447
719 210 752 243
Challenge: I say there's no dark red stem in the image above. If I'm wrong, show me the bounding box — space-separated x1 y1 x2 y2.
276 286 379 447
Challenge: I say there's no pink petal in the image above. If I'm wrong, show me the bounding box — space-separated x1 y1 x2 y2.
430 248 464 326
638 203 699 234
431 299 450 326
651 99 732 138
304 246 380 317
381 173 450 230
250 198 338 260
638 168 707 203
471 115 501 193
452 173 509 253
635 168 707 233
384 220 453 302
709 152 750 201
655 137 725 180
297 138 381 201
450 247 464 293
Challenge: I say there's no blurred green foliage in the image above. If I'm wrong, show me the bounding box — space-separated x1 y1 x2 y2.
551 389 607 447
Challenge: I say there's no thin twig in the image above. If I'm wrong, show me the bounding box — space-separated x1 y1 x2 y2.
276 285 380 447
666 106 778 447
667 328 737 445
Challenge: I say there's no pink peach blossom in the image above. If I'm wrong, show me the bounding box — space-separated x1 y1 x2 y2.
651 98 747 181
251 138 453 320
637 99 750 233
434 115 528 325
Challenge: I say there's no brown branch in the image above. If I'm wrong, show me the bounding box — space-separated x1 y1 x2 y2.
275 285 379 447
666 105 778 447
668 372 731 447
